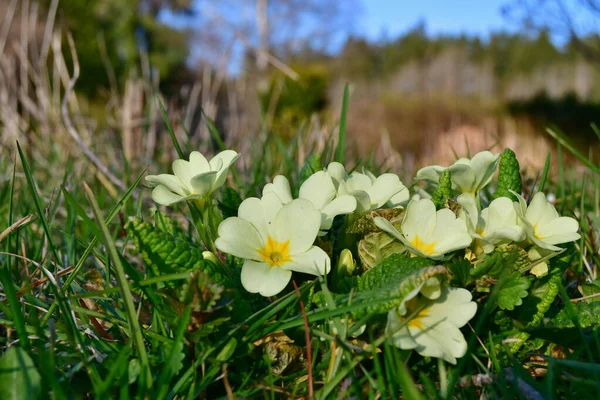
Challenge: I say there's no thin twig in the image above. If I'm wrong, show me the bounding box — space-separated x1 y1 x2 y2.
61 33 127 191
293 280 313 399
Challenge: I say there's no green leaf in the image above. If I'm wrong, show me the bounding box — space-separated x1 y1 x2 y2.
358 230 405 271
335 83 350 163
218 186 243 219
126 217 231 286
0 347 42 400
353 254 447 318
431 169 452 209
494 148 522 201
496 273 531 311
471 245 529 278
553 301 600 328
580 280 600 303
298 153 322 187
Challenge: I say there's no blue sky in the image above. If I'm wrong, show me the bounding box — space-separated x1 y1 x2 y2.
360 0 513 41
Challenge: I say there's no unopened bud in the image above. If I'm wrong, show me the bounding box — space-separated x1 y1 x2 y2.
202 251 218 264
337 249 356 276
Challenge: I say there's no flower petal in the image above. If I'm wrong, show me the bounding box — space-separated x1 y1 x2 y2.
344 171 372 193
427 209 472 256
415 165 445 186
326 162 346 188
401 199 437 242
209 150 240 188
526 192 559 226
468 151 499 190
282 246 331 276
241 260 291 297
172 159 196 189
188 151 210 172
238 194 283 241
536 217 580 245
146 174 187 196
448 163 476 193
320 195 357 230
367 173 405 209
263 175 293 204
190 171 218 196
387 186 410 208
374 217 411 247
386 309 419 350
410 320 466 364
424 287 477 328
274 199 320 254
215 217 264 260
151 185 186 205
299 171 336 210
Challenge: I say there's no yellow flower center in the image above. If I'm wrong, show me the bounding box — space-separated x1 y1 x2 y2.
409 235 437 256
257 236 292 267
407 307 430 330
533 224 544 239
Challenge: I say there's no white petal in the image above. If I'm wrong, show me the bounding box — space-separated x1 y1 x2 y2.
282 246 331 276
536 217 580 244
263 175 293 204
420 277 442 300
457 193 479 234
241 260 291 297
374 217 410 247
189 171 218 196
387 186 410 208
344 172 372 193
367 173 405 209
427 209 472 255
526 192 559 226
238 194 283 242
415 165 445 185
299 171 336 210
448 163 476 193
326 162 346 188
146 174 187 196
209 150 240 188
188 151 211 173
410 320 466 364
274 199 320 254
215 217 264 260
425 287 477 328
401 199 437 242
469 151 499 190
172 159 196 190
387 309 419 350
320 195 357 230
151 185 186 205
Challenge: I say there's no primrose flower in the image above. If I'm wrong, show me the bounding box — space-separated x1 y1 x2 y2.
416 151 499 195
215 194 330 297
374 198 472 260
263 172 357 231
327 162 409 214
458 194 526 253
513 192 580 251
146 150 239 206
386 285 477 364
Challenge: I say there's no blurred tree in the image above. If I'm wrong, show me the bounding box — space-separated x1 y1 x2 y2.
39 0 194 97
503 0 600 66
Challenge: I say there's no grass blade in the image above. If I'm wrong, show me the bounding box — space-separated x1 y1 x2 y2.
335 83 350 164
158 96 184 159
83 183 152 390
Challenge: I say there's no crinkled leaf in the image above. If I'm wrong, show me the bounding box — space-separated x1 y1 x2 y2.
219 186 243 219
471 245 529 278
153 209 186 239
126 217 232 286
553 301 600 328
432 169 452 209
494 148 522 201
580 280 600 303
496 273 531 311
0 347 41 400
347 208 404 235
358 230 405 270
447 258 473 286
353 254 447 319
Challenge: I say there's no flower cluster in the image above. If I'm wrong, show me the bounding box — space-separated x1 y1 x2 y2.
144 147 581 366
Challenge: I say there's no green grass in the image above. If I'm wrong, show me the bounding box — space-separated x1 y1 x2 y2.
1 97 600 400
